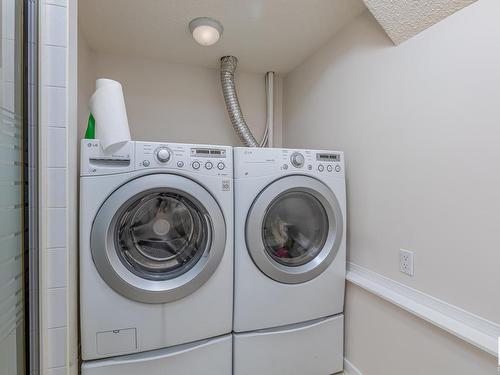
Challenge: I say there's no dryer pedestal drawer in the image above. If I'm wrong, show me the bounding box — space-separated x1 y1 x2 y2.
81 335 232 375
233 315 343 375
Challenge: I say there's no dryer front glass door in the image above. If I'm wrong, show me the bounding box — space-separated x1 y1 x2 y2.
91 174 226 303
262 191 329 267
246 175 343 284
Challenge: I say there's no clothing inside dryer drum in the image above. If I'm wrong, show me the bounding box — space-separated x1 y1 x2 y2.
115 192 210 280
262 191 329 266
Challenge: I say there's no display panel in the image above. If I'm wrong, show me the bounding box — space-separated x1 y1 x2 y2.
191 148 226 158
316 153 341 162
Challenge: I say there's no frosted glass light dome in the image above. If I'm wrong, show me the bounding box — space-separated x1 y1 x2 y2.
189 17 224 46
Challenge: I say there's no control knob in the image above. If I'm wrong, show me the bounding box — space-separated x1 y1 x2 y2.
155 147 171 163
290 152 305 168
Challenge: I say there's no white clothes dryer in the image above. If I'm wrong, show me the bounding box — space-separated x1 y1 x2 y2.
233 147 346 375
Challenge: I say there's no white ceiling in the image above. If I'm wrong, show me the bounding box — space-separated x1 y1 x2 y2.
79 0 367 74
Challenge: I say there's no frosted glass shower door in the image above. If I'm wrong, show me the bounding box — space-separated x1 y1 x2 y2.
0 0 26 374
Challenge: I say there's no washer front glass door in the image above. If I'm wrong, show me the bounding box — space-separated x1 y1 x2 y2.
246 175 343 284
115 192 209 281
91 174 226 303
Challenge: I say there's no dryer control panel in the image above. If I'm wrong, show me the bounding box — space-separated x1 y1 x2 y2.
234 147 344 179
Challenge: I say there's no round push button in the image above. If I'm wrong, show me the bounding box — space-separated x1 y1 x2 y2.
192 161 201 169
327 165 333 172
335 165 341 172
205 161 213 170
142 160 150 167
318 164 324 172
177 161 184 168
217 162 225 170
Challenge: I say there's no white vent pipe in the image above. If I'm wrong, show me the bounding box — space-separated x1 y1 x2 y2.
264 71 274 147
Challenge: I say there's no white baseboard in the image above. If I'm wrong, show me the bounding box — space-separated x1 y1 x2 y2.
344 358 363 375
346 262 500 358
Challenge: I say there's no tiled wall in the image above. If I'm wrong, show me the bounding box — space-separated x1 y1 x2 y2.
1 0 26 374
40 1 71 374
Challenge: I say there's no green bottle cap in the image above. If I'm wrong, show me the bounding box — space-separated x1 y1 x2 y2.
85 114 95 139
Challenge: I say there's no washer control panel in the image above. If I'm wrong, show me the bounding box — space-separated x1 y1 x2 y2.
81 140 135 176
135 142 231 176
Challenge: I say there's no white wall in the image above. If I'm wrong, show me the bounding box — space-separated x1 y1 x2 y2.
283 0 500 372
345 284 497 374
77 49 282 147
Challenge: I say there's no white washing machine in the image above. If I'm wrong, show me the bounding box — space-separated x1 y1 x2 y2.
233 147 346 375
79 140 233 374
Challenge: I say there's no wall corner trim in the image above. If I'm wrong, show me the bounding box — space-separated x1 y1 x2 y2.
346 262 500 358
344 358 364 375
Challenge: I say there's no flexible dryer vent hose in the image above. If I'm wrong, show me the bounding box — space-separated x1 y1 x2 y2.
220 56 260 147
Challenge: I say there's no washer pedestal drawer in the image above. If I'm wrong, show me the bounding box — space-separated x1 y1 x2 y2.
233 315 343 375
81 335 232 375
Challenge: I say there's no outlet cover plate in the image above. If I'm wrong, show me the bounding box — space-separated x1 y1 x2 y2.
400 249 414 276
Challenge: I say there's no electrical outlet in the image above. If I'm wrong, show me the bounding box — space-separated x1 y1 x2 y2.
399 249 414 276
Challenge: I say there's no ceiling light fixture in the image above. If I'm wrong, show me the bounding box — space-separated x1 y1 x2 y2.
189 17 223 46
